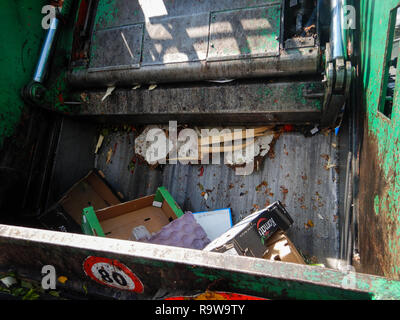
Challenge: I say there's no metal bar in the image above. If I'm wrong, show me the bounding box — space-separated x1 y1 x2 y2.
68 48 320 87
33 18 60 83
330 0 347 60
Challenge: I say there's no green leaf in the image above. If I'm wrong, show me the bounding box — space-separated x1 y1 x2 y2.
22 288 40 300
49 291 60 298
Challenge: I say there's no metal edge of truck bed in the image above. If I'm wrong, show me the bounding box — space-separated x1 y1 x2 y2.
0 224 399 300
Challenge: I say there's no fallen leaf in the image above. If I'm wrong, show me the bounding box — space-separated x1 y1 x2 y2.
324 162 337 170
132 84 141 90
256 181 268 192
57 276 68 284
320 154 330 161
101 86 116 101
148 84 157 91
305 220 314 229
80 92 88 102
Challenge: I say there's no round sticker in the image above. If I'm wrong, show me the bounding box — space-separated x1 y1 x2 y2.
83 256 144 293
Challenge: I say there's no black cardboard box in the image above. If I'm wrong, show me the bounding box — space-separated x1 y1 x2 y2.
203 201 293 257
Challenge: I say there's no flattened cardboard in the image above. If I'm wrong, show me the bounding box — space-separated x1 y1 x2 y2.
38 170 122 233
59 170 122 224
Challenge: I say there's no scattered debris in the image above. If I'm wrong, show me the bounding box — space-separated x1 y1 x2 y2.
95 134 104 154
320 154 330 161
280 186 289 194
198 166 204 177
324 162 337 170
80 92 89 102
106 147 113 164
101 86 116 102
57 276 68 284
0 276 17 288
310 125 319 135
256 181 268 192
305 219 314 229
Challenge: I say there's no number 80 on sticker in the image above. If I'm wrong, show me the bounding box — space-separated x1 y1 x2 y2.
83 256 144 293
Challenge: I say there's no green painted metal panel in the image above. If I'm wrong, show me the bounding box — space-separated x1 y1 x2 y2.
0 0 47 147
359 0 400 279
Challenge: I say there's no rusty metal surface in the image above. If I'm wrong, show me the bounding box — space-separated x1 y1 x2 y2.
76 79 323 125
358 124 393 278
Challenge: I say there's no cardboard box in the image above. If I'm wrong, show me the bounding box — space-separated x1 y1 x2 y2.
82 187 184 240
263 231 305 265
203 201 294 258
38 169 123 233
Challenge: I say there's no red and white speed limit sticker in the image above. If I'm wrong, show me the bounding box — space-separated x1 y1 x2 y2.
83 256 144 293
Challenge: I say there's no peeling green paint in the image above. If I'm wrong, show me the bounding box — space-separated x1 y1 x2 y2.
94 0 118 31
374 195 380 215
360 0 400 279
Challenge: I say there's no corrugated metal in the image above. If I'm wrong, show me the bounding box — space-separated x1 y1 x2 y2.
95 129 340 268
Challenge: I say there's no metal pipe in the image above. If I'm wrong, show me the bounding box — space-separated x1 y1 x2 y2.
68 48 320 88
33 17 60 83
330 0 347 60
33 0 74 83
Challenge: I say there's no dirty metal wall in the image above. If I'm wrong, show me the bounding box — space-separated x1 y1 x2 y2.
76 79 323 125
69 0 321 87
47 119 340 269
359 0 400 279
2 224 400 300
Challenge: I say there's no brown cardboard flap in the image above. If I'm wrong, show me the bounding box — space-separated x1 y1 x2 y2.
95 195 177 240
60 170 122 224
96 195 154 221
263 231 305 265
101 206 171 240
86 173 121 205
161 199 179 221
